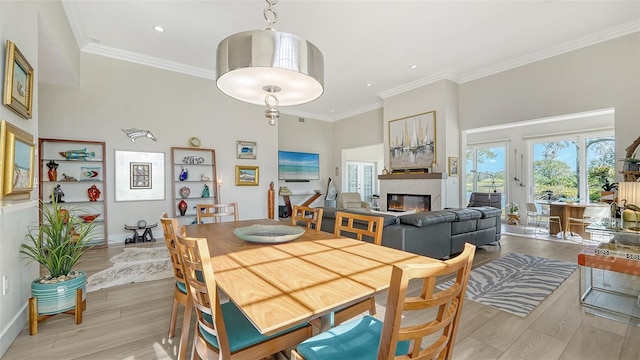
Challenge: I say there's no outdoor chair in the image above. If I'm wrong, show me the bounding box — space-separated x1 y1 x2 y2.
525 202 562 238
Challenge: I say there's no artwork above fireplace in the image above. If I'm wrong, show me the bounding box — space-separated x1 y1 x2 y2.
387 193 431 212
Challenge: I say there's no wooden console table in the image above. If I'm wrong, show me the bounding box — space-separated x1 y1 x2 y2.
281 193 323 217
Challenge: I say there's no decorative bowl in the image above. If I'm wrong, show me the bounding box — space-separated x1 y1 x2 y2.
78 214 100 223
233 224 305 244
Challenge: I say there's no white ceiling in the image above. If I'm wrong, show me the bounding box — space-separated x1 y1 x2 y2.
49 1 640 121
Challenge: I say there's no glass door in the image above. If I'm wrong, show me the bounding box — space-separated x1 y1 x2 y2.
466 143 506 210
346 161 376 203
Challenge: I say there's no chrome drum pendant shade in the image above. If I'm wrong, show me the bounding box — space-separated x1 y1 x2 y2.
216 29 324 106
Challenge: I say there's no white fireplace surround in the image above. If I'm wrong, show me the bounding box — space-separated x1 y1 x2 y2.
379 174 446 211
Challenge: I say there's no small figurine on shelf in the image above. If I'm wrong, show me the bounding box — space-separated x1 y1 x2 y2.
179 166 188 181
50 184 65 203
46 160 58 181
87 185 101 201
201 184 210 198
178 200 188 216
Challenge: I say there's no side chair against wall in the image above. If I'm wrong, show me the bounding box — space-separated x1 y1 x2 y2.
290 205 324 231
292 243 476 360
160 213 192 360
524 202 562 238
331 211 384 326
196 203 239 224
175 229 312 360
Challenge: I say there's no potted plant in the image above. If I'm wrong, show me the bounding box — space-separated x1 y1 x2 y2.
621 152 640 172
20 197 97 321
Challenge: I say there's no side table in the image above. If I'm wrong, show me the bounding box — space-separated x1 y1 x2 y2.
507 214 520 226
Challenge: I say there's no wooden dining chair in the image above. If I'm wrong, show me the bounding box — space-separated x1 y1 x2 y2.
331 211 384 325
174 229 312 360
160 213 192 360
196 203 239 224
292 243 476 360
290 205 323 231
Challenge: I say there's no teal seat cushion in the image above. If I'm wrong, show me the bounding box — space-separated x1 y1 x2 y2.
175 280 187 294
199 301 307 353
296 315 410 360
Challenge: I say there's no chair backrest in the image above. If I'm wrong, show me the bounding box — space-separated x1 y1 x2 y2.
160 213 185 283
175 229 231 357
379 243 476 360
290 206 324 231
467 192 502 209
582 205 610 219
334 211 383 245
196 203 239 224
525 202 539 213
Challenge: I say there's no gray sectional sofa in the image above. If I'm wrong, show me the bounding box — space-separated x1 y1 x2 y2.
319 206 501 259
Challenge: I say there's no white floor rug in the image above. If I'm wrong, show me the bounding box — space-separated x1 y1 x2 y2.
86 247 173 292
441 252 577 317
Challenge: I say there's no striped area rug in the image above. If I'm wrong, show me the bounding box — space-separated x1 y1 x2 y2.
443 252 578 317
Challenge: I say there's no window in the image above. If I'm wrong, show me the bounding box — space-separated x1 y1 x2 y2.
466 143 506 210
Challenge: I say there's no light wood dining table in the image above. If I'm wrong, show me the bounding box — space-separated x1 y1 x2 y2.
184 219 440 336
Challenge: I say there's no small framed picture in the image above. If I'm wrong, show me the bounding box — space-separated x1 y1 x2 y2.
130 162 152 189
3 40 34 119
235 165 259 186
237 141 257 160
448 157 458 177
1 120 35 197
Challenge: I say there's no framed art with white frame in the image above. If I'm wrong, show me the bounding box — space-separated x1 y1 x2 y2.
115 150 165 201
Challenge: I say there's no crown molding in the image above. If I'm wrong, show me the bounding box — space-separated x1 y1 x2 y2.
377 72 460 99
460 20 640 83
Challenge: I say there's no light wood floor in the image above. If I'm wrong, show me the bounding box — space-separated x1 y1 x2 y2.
3 231 640 360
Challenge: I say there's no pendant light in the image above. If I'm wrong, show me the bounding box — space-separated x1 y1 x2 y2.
216 0 324 125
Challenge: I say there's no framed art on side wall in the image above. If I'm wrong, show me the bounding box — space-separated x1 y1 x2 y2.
3 40 34 119
115 150 165 201
448 157 459 177
237 141 257 159
0 120 35 198
388 111 436 172
235 165 259 186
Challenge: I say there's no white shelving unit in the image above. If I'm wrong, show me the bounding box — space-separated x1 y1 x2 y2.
38 138 108 248
171 147 218 225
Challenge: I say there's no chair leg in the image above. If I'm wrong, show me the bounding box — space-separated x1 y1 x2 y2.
169 297 179 338
178 300 192 360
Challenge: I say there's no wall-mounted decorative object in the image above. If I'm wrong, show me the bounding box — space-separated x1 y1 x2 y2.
188 137 201 148
59 148 95 160
1 120 35 198
448 157 459 177
130 162 151 189
115 150 165 201
87 185 101 202
121 128 158 142
80 166 101 181
3 40 34 119
388 111 436 172
237 141 257 159
236 165 259 186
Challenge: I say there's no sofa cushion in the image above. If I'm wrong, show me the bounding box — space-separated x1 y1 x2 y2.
468 206 501 218
446 208 481 221
399 210 455 227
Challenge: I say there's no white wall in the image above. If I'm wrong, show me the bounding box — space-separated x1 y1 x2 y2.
39 53 279 243
0 2 40 356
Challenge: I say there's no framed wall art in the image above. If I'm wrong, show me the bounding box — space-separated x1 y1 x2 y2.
114 150 165 201
448 156 459 177
237 141 257 159
1 120 35 198
235 165 259 186
388 111 436 172
3 40 34 119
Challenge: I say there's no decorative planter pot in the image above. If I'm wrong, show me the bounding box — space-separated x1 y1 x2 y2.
179 186 191 198
31 271 86 315
623 162 640 172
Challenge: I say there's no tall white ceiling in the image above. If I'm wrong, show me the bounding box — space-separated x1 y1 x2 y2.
54 1 640 121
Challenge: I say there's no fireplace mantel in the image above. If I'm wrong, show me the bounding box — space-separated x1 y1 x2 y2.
378 172 446 180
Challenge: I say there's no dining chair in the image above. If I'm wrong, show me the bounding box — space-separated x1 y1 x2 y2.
567 205 609 243
331 211 384 326
160 213 192 360
196 203 239 224
524 202 562 238
174 229 312 360
290 205 324 231
292 243 476 360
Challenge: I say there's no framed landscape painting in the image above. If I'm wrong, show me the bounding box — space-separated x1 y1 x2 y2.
235 165 259 186
388 111 436 171
3 40 34 119
1 120 35 197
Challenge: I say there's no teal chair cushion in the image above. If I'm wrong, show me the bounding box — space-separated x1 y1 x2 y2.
199 301 307 353
296 315 410 360
175 280 187 294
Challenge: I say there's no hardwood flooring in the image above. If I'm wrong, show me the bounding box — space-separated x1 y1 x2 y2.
3 231 640 360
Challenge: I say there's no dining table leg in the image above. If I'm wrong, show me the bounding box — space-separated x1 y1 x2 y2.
319 312 335 332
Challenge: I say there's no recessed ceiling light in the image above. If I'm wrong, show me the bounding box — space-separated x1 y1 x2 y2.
365 83 373 87
153 26 165 32
409 65 417 69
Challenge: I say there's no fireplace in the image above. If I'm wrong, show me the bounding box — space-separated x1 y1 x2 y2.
387 193 431 212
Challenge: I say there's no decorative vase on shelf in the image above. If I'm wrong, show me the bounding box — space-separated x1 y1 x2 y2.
178 200 188 216
180 186 191 198
201 184 210 198
46 160 58 181
87 185 101 202
179 167 188 181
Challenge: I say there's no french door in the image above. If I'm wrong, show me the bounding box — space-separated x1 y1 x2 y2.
466 143 507 209
345 161 376 202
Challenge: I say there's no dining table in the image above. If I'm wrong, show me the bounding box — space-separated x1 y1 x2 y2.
183 219 440 336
